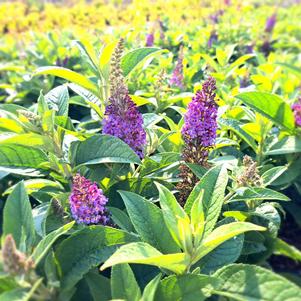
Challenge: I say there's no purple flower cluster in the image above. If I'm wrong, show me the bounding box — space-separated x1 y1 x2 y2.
103 95 146 158
209 9 224 24
69 174 109 225
265 14 277 33
182 77 218 147
102 39 146 158
292 98 301 127
177 77 217 206
208 31 218 48
170 46 184 89
146 32 154 46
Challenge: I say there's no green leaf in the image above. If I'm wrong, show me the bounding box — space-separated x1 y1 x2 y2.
72 40 99 74
226 54 255 75
55 226 138 290
0 275 18 294
190 190 205 246
0 133 54 152
101 242 189 274
0 278 42 301
265 136 301 155
0 144 48 175
228 187 290 203
185 165 228 237
85 272 111 301
111 264 141 301
193 222 265 264
196 218 244 274
219 118 257 150
213 264 301 301
99 41 117 80
4 179 64 196
236 92 295 130
262 166 287 186
185 163 207 179
121 47 163 77
119 190 180 253
155 274 219 301
32 222 74 265
71 135 141 168
141 274 162 301
0 289 29 301
34 66 98 94
45 85 69 116
37 90 49 115
0 118 24 133
273 238 301 262
109 207 134 232
68 83 102 116
68 83 99 103
2 181 35 251
156 183 190 248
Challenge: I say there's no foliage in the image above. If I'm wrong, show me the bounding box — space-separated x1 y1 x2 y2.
1 0 301 300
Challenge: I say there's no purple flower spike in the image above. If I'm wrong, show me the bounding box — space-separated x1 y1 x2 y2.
210 10 224 24
103 95 146 158
208 31 218 48
146 32 154 47
292 98 301 127
181 77 218 148
102 39 146 158
177 77 218 205
69 174 109 225
265 14 277 33
170 46 184 89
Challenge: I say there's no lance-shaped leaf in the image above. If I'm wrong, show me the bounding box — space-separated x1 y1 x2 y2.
0 133 55 153
34 66 98 94
2 181 35 252
32 222 74 265
265 136 301 155
121 47 164 76
155 274 219 301
111 264 141 301
101 242 190 274
192 222 265 264
55 226 138 290
218 118 257 150
156 182 190 249
185 165 228 237
227 187 290 203
70 134 141 168
45 84 69 116
190 190 205 246
213 264 301 301
141 274 162 301
119 191 180 253
0 144 48 176
235 92 295 131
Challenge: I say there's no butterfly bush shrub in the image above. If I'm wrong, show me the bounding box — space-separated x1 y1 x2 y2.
0 1 301 300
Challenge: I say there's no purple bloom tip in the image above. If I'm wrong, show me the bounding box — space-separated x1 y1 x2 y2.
103 95 146 158
170 47 184 89
292 98 301 127
146 32 154 47
69 174 109 225
182 77 218 147
265 14 277 33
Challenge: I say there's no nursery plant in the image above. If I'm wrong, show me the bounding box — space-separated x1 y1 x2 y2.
1 1 301 300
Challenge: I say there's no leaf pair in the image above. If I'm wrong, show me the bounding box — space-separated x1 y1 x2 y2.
101 165 265 274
